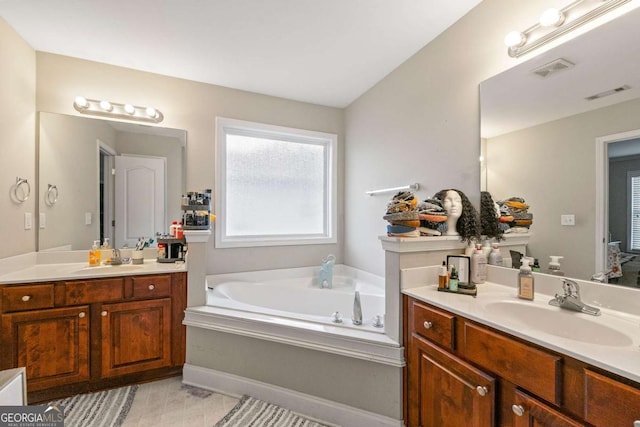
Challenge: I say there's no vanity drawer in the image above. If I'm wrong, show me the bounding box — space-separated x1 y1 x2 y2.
63 278 124 304
585 369 640 426
1 284 54 312
410 300 455 350
463 322 561 405
132 275 171 298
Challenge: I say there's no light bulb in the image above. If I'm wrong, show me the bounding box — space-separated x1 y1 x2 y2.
539 8 564 27
504 31 526 48
145 107 157 118
99 100 113 112
124 104 136 115
74 96 89 109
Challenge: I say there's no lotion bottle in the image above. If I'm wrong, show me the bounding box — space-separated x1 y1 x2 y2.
518 258 534 300
488 244 503 266
471 246 487 284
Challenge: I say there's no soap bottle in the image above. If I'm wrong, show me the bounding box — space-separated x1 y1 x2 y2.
547 256 565 276
438 261 448 289
532 258 541 272
89 240 101 266
449 266 459 292
471 246 487 284
518 258 534 300
100 238 111 263
488 244 503 266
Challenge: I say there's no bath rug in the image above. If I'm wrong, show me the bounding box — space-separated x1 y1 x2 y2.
47 384 137 427
214 395 332 427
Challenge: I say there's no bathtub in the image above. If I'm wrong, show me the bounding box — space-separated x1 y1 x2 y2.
184 264 403 367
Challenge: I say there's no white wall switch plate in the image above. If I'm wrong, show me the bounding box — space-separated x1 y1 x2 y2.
85 212 92 225
561 214 575 226
24 212 32 230
39 213 46 229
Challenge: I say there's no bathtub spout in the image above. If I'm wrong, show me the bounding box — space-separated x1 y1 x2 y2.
352 291 363 325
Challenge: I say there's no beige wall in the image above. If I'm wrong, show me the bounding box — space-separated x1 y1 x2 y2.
487 97 640 279
0 17 36 258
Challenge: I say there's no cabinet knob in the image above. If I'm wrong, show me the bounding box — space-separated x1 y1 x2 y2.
148 284 155 290
512 404 525 417
101 311 108 317
78 312 85 318
476 386 488 396
634 421 640 427
423 321 433 329
21 295 31 302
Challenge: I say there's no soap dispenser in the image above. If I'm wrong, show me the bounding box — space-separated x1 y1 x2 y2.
518 258 534 300
547 256 565 276
89 240 101 267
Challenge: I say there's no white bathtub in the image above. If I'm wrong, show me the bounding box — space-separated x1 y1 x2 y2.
184 264 402 367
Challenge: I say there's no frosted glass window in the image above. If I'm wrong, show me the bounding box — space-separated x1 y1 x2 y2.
215 118 337 248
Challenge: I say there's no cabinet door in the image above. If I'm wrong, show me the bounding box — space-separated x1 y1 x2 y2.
585 370 640 427
408 336 495 427
512 390 584 427
100 298 172 377
1 306 90 391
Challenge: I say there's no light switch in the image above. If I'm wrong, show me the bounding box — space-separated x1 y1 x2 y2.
85 212 92 225
39 213 46 229
561 214 575 226
24 212 32 230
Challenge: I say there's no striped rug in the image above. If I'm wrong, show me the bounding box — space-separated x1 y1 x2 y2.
215 395 332 427
48 385 137 427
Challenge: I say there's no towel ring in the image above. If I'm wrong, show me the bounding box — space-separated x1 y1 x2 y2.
13 177 30 203
45 184 59 206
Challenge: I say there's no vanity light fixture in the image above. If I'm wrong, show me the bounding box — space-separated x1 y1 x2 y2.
72 97 164 123
505 0 632 58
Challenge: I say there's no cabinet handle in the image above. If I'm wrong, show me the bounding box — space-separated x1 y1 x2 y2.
101 311 108 317
148 284 155 290
78 312 85 318
21 295 31 302
476 386 488 396
423 321 433 329
512 404 525 417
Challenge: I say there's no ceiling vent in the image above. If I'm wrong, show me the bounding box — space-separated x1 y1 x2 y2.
585 85 632 101
531 58 575 78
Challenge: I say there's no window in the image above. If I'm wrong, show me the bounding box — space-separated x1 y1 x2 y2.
215 117 337 248
629 170 640 251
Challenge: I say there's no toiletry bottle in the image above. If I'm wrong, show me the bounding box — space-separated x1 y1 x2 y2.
518 258 534 300
438 261 448 289
170 221 179 237
471 247 487 284
488 244 503 266
532 258 541 272
449 267 459 292
547 256 565 276
89 240 101 266
100 237 111 263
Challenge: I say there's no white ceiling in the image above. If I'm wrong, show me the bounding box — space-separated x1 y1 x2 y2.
0 0 481 108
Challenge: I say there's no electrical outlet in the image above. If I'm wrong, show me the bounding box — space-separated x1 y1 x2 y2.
561 214 575 226
24 212 32 230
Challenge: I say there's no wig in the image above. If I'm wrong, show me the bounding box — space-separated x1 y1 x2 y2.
433 188 481 244
480 191 504 241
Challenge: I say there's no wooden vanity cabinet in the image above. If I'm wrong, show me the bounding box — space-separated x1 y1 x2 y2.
0 272 186 402
404 295 640 427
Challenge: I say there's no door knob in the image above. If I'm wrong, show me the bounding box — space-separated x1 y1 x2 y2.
476 386 488 396
78 312 85 318
101 311 108 317
423 321 433 329
148 284 155 290
512 404 525 417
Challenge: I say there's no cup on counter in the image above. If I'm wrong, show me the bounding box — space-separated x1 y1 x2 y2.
132 250 144 264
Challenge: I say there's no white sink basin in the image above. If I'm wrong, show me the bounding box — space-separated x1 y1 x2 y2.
484 300 634 347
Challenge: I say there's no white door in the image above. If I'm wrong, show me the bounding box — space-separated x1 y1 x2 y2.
114 155 166 248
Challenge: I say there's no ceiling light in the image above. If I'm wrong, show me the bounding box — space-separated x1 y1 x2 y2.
539 8 564 27
72 97 164 123
505 0 631 58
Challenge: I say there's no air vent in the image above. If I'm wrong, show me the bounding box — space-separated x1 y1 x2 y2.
531 58 575 78
585 85 632 101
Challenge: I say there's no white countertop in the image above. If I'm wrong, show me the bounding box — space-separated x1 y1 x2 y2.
403 281 640 384
0 254 186 284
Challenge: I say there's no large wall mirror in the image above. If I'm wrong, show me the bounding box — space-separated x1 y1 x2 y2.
480 6 640 285
38 112 186 251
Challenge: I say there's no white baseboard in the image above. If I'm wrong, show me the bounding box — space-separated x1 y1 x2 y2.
182 364 404 427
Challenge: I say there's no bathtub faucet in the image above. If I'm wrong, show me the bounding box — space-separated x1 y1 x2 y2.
319 254 335 289
352 291 363 325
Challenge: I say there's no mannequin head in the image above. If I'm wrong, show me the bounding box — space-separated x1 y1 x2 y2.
434 188 480 243
442 190 462 221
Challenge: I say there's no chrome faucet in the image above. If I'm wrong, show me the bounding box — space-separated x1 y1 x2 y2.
109 248 123 265
352 291 363 325
548 279 601 316
318 254 335 289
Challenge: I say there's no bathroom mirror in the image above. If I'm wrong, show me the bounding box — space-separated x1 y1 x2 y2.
38 112 186 251
480 6 640 283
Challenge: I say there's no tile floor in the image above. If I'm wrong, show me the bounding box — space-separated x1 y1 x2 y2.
121 376 240 427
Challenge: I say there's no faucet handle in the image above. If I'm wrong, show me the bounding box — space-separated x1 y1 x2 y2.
562 279 580 298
